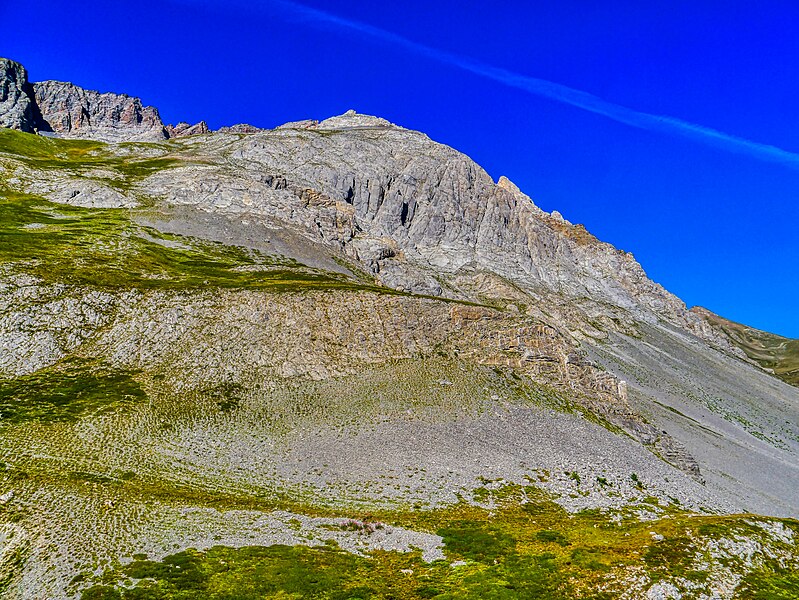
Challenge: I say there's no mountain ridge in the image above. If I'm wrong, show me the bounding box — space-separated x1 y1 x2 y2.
691 305 799 387
0 59 758 357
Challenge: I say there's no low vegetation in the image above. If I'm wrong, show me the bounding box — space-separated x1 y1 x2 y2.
0 359 145 424
0 192 362 291
0 128 178 189
78 486 799 599
1 129 797 598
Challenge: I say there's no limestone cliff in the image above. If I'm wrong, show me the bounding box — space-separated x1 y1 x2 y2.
32 80 168 142
0 58 36 132
137 110 737 353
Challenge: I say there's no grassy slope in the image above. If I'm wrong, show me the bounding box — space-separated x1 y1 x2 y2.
0 359 145 424
78 489 799 599
692 307 799 387
0 128 178 190
4 391 797 600
0 192 363 290
0 128 379 291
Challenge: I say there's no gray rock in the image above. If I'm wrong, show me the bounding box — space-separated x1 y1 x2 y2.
315 110 396 129
32 80 167 142
274 118 318 130
189 114 734 352
589 321 799 518
217 123 263 133
0 58 36 132
166 120 209 138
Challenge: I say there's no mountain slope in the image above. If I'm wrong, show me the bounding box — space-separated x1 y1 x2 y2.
1 58 798 599
692 306 799 387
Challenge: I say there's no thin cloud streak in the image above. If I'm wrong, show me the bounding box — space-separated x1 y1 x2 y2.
268 0 799 168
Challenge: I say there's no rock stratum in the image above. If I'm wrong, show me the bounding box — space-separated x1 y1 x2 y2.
0 57 797 599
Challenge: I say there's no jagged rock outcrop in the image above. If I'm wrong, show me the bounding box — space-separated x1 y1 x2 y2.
217 123 262 134
275 118 318 130
166 120 209 138
497 175 546 216
0 58 36 132
1 57 171 141
32 80 167 142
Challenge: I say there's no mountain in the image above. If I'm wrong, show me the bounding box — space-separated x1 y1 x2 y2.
1 57 797 599
0 58 213 143
31 80 168 142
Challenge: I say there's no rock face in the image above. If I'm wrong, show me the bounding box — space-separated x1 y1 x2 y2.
32 80 167 142
165 120 209 138
217 123 263 134
167 116 730 349
0 58 36 132
0 59 747 354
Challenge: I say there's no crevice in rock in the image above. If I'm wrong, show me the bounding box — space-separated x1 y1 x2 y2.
400 201 409 226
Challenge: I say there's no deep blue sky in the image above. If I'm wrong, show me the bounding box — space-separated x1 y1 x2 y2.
3 0 798 337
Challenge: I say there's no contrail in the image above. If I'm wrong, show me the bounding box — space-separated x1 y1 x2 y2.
194 0 799 168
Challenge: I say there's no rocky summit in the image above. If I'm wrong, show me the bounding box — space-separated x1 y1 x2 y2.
0 60 36 133
0 57 797 599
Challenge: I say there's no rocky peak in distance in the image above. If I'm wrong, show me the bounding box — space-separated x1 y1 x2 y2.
32 80 168 142
0 58 36 132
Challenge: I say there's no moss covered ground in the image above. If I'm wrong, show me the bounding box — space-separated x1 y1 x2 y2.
77 486 798 599
0 359 145 424
0 128 178 191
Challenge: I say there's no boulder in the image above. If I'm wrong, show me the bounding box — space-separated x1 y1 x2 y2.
166 120 210 138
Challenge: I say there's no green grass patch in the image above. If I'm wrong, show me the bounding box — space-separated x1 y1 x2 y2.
81 539 576 600
0 193 364 290
534 529 570 546
0 128 178 189
77 484 799 599
0 128 106 162
738 568 799 599
82 545 388 600
0 359 146 425
437 523 516 563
